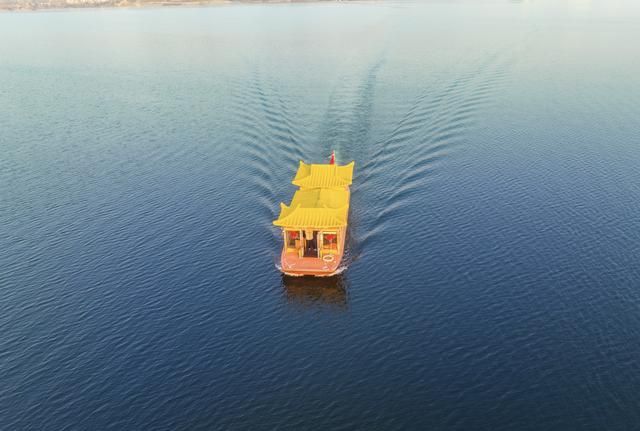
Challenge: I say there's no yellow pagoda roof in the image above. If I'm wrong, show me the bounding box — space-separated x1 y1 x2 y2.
273 187 350 228
292 161 354 189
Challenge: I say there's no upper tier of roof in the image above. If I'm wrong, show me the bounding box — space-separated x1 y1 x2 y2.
292 161 354 189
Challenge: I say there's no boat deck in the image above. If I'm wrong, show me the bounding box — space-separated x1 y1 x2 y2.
281 251 341 276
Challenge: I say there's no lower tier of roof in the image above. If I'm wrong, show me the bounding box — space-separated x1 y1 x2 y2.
273 187 350 229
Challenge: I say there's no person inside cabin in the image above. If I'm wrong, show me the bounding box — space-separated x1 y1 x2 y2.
303 230 318 257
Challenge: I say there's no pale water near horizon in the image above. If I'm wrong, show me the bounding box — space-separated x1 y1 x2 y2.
2 1 640 429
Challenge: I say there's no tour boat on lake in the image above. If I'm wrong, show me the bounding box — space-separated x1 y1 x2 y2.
274 152 354 277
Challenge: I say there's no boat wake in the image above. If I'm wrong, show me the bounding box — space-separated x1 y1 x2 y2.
353 53 513 256
246 49 514 278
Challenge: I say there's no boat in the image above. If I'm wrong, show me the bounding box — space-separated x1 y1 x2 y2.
274 151 354 277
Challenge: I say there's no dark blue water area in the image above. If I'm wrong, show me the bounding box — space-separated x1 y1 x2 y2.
2 2 640 430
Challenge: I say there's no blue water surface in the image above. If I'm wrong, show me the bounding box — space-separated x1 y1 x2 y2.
2 1 640 429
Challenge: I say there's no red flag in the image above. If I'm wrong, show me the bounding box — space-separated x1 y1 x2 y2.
329 150 335 165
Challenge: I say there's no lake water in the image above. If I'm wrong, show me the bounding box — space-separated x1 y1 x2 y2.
2 1 640 429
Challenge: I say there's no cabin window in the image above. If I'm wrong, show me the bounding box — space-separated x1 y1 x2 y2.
286 230 300 248
322 232 338 250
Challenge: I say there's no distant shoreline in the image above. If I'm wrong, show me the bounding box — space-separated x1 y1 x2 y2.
0 0 350 12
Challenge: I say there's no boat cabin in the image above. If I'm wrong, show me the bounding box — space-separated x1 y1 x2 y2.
283 229 339 259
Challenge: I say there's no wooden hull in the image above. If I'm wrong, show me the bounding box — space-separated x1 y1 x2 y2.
280 254 342 277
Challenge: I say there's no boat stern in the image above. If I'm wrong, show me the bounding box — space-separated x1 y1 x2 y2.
280 251 342 277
